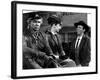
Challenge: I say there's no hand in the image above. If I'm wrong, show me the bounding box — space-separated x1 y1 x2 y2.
62 51 66 56
54 55 59 59
49 54 56 59
59 55 68 60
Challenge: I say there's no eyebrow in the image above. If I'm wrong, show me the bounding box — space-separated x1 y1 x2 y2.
32 20 42 22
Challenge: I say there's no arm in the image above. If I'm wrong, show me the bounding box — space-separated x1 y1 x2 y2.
56 34 65 56
81 37 91 66
23 36 48 58
44 33 54 56
23 36 43 69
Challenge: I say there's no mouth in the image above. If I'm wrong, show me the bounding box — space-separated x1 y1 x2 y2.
33 27 39 30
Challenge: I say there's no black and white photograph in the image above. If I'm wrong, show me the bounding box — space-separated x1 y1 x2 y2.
23 11 91 69
11 1 97 79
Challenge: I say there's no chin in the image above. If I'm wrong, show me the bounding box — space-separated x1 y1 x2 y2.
34 28 39 31
57 30 60 32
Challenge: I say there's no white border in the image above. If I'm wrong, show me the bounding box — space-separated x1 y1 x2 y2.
17 3 96 77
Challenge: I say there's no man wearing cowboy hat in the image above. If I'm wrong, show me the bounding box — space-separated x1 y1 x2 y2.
69 21 91 66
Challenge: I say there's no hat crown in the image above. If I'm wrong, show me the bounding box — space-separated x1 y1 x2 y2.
47 15 61 25
74 20 90 32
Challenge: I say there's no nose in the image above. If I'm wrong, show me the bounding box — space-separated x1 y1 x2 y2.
35 23 39 26
77 27 80 30
59 26 61 29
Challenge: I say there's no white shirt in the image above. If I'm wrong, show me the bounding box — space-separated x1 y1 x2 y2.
75 34 83 48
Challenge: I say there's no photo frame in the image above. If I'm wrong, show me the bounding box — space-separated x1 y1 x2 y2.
11 1 98 79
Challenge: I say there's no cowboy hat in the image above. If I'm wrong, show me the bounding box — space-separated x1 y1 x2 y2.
74 21 90 32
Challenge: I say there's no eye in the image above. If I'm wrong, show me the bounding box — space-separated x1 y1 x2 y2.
37 21 41 23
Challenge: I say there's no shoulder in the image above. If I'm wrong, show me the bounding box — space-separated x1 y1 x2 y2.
23 35 32 42
56 34 62 40
40 31 47 38
23 35 28 47
45 30 52 38
83 35 90 40
23 35 28 41
82 35 90 44
57 34 61 38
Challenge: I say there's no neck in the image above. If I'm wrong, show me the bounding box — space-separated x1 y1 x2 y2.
78 33 84 37
50 28 57 35
29 27 39 34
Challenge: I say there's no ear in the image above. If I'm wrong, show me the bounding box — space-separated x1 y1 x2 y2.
52 24 56 27
40 19 43 24
83 29 85 32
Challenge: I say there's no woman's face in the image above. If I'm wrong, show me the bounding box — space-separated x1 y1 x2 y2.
30 18 43 31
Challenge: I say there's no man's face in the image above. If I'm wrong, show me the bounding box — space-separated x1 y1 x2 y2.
53 24 62 33
76 25 85 35
30 18 43 31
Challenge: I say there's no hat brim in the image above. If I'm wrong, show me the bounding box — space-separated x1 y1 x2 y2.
74 21 90 32
47 15 61 25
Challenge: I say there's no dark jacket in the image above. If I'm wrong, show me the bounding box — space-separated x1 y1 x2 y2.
69 35 91 66
46 32 65 57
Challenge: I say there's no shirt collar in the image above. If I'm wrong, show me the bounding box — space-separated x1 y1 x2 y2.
77 33 84 40
51 31 57 35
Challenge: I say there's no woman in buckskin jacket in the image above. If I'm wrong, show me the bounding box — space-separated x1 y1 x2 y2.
23 13 58 69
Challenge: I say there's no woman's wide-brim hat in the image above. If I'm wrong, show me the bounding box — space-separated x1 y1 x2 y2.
74 21 90 32
47 15 61 25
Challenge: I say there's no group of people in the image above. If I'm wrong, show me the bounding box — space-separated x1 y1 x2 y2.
23 13 91 69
